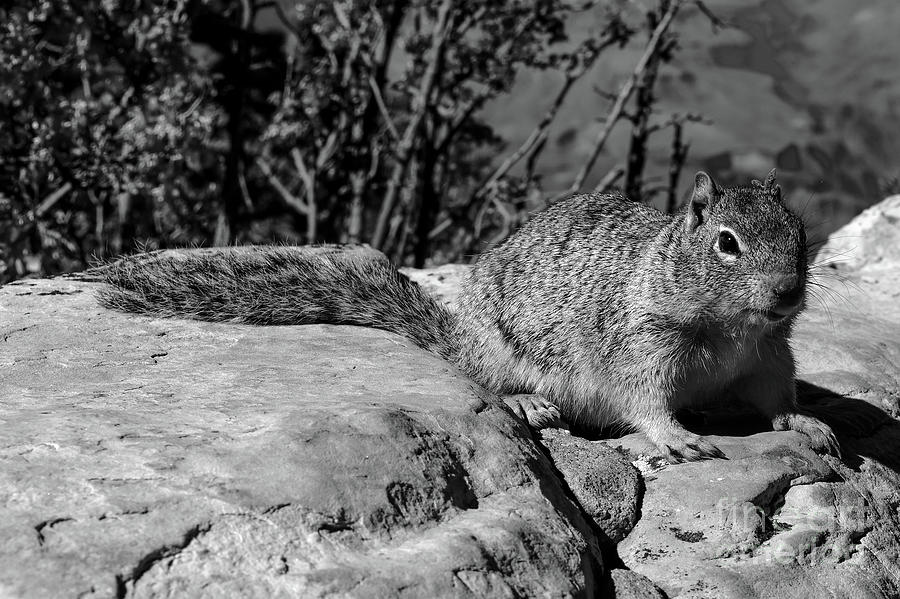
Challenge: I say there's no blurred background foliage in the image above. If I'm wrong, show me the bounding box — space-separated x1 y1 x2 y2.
1 0 897 283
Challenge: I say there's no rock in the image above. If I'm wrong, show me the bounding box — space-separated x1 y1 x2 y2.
815 194 900 274
4 195 900 598
0 278 603 597
540 429 643 544
402 263 471 308
603 570 668 599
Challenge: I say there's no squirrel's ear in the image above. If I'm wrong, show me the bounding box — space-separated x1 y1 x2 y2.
687 171 718 231
753 169 782 201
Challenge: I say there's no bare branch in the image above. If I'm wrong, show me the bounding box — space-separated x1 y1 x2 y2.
238 167 253 210
428 216 452 240
623 27 664 202
347 173 366 243
524 130 548 181
470 32 614 203
290 148 318 242
371 0 454 249
34 183 73 218
368 75 399 140
256 157 309 216
290 148 315 200
665 121 690 214
315 129 341 170
470 77 571 201
593 165 625 194
552 0 683 202
692 0 727 30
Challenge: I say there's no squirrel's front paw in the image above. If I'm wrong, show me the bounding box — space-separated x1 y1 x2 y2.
503 394 566 429
648 428 727 463
773 413 841 457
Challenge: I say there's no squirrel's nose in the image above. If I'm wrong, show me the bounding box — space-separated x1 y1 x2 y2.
772 274 803 312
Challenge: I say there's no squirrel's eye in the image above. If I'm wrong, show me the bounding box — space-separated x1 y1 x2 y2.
717 231 741 256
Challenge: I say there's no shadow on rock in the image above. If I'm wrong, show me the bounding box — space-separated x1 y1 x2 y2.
581 379 900 474
669 380 900 471
796 380 900 471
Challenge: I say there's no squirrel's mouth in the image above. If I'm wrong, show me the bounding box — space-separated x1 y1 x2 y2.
764 310 789 322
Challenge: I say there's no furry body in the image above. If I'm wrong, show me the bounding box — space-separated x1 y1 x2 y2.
100 172 839 461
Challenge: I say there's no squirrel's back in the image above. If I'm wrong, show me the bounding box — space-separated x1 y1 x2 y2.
455 193 680 392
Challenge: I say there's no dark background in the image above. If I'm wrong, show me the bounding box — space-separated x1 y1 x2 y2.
2 0 897 283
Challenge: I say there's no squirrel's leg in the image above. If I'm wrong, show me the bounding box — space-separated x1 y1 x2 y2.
617 342 726 462
735 337 840 456
635 401 727 462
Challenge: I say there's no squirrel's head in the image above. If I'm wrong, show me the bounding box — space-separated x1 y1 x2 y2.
684 169 807 327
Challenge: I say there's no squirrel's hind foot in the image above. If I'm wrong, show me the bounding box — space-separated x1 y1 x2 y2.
773 412 841 458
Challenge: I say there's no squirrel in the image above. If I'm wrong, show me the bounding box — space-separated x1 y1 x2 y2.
98 169 839 462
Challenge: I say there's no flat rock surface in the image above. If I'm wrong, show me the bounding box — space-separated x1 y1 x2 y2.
0 279 606 598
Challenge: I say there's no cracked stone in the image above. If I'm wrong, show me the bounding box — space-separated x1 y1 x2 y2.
3 196 900 598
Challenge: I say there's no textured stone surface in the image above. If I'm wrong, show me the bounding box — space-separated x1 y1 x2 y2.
541 429 643 545
0 280 605 598
402 263 471 308
603 569 668 599
813 194 900 274
3 196 900 598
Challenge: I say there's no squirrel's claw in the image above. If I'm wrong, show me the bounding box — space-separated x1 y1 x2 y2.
504 394 567 430
774 412 841 458
651 430 727 463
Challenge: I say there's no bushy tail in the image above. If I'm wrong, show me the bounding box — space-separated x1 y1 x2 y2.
97 245 459 361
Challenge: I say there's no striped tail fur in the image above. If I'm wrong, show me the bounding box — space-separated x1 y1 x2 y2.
97 245 459 361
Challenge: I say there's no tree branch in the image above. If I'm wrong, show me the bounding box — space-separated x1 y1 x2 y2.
290 148 318 241
470 25 626 204
470 66 578 202
593 165 625 194
368 75 399 140
371 0 454 249
666 121 689 213
692 0 727 30
256 157 309 216
551 0 682 202
33 183 74 218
